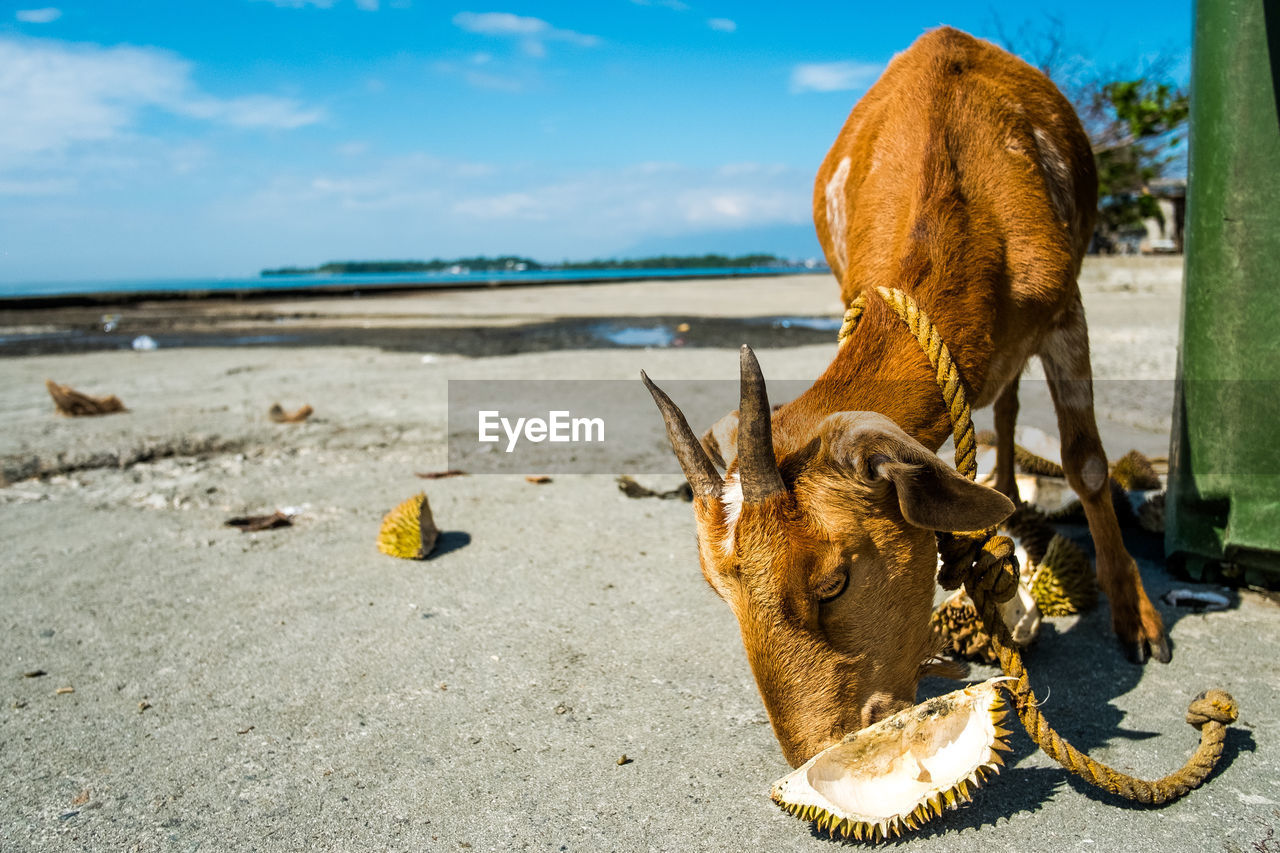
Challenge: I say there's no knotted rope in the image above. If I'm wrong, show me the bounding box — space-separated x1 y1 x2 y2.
837 287 1238 805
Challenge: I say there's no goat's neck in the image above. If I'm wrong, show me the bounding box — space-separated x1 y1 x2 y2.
773 298 959 457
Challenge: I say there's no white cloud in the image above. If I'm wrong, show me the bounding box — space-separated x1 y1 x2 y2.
432 58 526 92
452 11 600 57
448 162 809 235
707 18 736 33
16 8 61 23
789 60 882 93
0 36 324 163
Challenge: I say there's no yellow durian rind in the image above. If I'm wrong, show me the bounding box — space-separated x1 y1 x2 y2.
377 492 433 559
1028 534 1095 616
770 679 1012 842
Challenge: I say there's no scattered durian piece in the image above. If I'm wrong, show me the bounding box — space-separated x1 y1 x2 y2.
377 492 440 559
1110 450 1162 491
931 592 996 664
1028 534 1096 616
1012 426 1064 477
771 679 1013 841
45 379 126 417
1014 444 1064 478
930 580 1041 665
268 402 313 423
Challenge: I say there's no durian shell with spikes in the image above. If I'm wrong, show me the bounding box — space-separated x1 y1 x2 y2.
770 679 1013 841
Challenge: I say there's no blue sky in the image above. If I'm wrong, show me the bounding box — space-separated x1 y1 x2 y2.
1 1 1191 283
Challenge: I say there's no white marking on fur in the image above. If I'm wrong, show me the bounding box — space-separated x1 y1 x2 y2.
719 471 743 554
1081 455 1108 494
1033 126 1075 226
824 156 852 277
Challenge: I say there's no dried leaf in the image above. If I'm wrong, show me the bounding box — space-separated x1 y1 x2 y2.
415 469 467 480
45 379 126 417
268 403 314 423
616 475 692 502
225 511 293 532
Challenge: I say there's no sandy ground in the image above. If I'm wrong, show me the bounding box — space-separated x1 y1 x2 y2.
2 257 1277 852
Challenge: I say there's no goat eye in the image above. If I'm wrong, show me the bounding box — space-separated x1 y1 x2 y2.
815 571 848 602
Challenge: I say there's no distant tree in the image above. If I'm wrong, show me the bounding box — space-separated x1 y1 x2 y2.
989 15 1190 250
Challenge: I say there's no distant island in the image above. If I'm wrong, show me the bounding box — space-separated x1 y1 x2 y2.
261 253 798 277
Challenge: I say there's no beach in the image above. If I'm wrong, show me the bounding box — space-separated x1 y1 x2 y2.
3 256 1277 852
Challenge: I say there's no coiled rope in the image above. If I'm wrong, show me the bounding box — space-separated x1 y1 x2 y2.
837 287 1238 804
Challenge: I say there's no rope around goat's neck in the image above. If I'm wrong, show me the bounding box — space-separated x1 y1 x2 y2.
838 286 1238 805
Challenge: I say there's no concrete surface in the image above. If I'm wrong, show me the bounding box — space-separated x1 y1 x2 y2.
2 259 1276 852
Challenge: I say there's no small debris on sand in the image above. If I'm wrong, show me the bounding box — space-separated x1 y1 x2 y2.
45 379 127 417
525 475 552 484
1162 588 1231 612
616 476 692 502
267 403 314 423
55 686 74 695
616 755 632 766
225 511 293 532
416 469 467 480
22 669 47 678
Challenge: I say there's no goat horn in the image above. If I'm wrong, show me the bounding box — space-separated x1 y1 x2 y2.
738 345 785 501
640 370 723 498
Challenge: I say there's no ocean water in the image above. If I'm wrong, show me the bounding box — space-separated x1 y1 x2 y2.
0 266 802 300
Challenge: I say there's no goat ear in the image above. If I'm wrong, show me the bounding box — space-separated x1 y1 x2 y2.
817 411 1014 532
879 456 1014 532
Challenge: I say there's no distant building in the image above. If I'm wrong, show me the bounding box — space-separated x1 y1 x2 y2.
1140 178 1186 254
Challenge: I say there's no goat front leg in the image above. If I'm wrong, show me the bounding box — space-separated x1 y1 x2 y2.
1039 298 1170 664
993 374 1021 504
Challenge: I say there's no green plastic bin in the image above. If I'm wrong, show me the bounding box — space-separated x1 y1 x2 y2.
1166 0 1280 586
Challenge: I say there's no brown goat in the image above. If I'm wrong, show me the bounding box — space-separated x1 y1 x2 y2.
643 27 1169 769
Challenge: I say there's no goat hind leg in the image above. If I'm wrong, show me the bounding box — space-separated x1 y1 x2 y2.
993 374 1021 504
1038 299 1170 664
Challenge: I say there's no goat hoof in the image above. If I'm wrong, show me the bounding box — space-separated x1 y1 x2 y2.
1150 634 1172 664
1121 638 1149 664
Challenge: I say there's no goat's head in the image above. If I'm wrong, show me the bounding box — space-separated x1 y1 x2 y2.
642 346 1013 767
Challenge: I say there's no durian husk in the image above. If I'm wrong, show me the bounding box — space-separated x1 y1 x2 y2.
377 492 440 559
45 379 126 416
930 593 996 664
1013 443 1064 477
1109 450 1162 491
771 679 1013 841
1027 534 1096 616
930 581 1041 665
